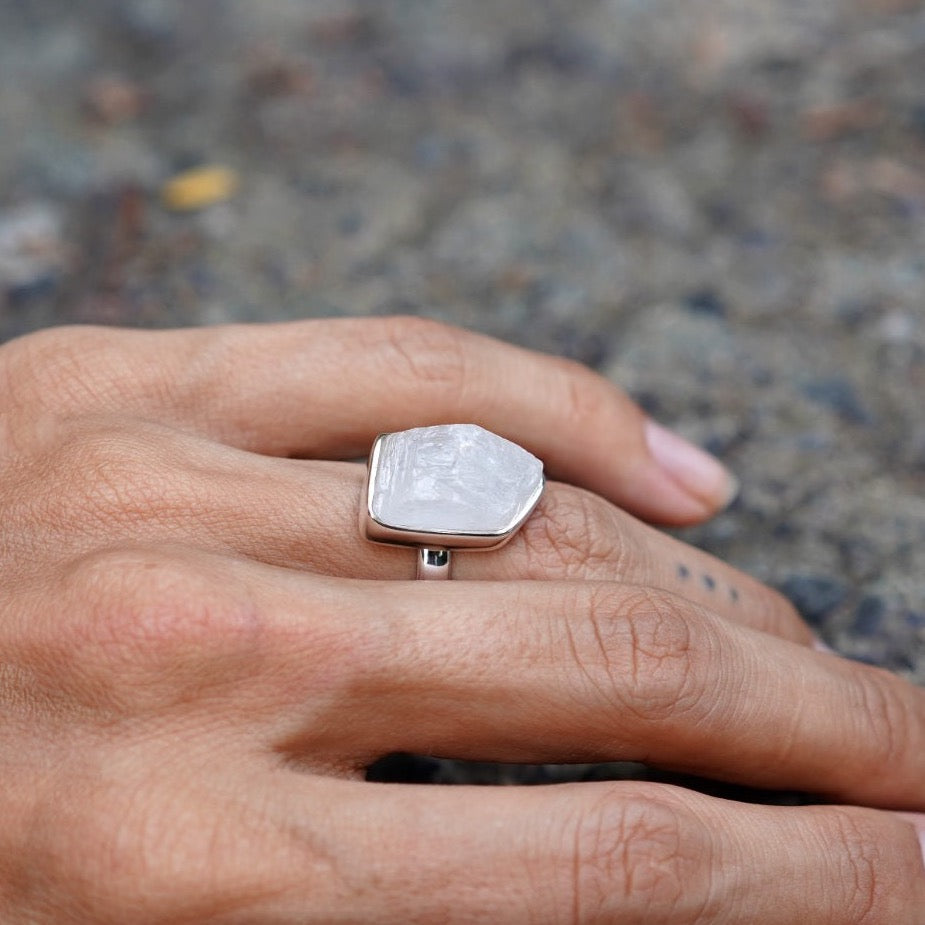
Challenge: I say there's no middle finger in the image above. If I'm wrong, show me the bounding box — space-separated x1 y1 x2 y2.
13 421 807 643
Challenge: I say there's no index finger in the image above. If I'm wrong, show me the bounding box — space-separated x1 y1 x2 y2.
1 317 737 525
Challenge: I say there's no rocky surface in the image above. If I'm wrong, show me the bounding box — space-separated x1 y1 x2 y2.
1 0 924 786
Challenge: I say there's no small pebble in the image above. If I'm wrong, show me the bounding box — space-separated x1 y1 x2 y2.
878 311 916 342
247 50 315 98
309 12 377 45
905 611 925 629
727 94 770 138
802 377 870 425
0 203 65 301
118 0 176 47
801 100 882 142
910 103 925 140
853 595 886 636
868 157 925 206
161 166 240 212
778 575 849 627
684 289 727 318
83 75 144 125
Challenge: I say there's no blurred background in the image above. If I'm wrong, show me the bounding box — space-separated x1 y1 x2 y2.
1 0 923 697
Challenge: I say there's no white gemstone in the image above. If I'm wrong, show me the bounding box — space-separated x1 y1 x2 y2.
370 424 544 535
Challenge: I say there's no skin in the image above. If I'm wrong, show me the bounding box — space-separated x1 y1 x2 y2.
0 316 922 924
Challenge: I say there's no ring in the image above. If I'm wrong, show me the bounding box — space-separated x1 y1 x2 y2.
360 424 545 579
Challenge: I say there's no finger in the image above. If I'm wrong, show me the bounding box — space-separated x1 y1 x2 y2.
260 776 925 924
13 422 802 641
895 812 925 861
277 460 801 641
323 470 804 641
3 318 737 524
264 579 925 809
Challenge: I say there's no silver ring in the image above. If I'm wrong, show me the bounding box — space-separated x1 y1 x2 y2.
360 424 545 579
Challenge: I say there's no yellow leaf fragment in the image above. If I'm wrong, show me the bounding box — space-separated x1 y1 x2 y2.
161 166 239 211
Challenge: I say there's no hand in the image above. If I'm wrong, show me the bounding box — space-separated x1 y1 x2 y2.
0 317 922 924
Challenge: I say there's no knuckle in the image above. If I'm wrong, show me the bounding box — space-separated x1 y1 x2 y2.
61 546 259 673
0 326 115 414
558 586 707 734
518 485 629 579
372 315 468 392
4 422 191 568
556 357 614 430
568 790 711 920
57 426 140 514
824 810 890 924
855 668 915 774
612 589 704 722
42 772 236 923
47 424 176 531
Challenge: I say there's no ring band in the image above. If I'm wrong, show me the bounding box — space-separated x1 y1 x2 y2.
360 424 545 579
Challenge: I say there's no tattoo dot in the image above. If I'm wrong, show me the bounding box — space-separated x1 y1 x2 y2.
677 564 691 580
702 574 716 591
730 587 740 603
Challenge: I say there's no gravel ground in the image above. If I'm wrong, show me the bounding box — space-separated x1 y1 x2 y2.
1 0 924 788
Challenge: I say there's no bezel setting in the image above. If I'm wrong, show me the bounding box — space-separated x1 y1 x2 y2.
360 425 545 552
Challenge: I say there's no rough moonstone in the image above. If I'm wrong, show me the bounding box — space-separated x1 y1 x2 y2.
370 424 544 535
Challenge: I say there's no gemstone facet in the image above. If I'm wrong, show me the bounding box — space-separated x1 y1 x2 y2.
368 424 544 539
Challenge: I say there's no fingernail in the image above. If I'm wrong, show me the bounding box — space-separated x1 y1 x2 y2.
812 636 838 655
644 419 740 511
